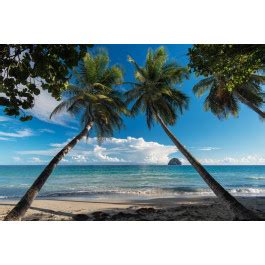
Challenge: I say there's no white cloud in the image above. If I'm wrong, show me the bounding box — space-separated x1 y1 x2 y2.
30 157 45 163
15 135 265 165
72 154 88 163
39 128 55 134
1 85 76 128
28 88 77 128
198 155 265 165
50 139 71 148
93 145 126 162
197 147 221 151
0 116 11 122
0 137 11 141
17 136 178 165
0 129 33 138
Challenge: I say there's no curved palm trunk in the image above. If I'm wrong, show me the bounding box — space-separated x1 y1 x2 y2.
4 122 93 221
235 92 265 119
156 115 259 220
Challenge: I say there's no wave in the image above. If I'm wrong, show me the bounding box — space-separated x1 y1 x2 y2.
2 187 265 200
36 187 265 199
247 177 265 180
229 188 265 195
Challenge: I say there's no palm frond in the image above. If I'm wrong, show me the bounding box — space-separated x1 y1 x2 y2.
126 46 189 128
249 74 265 85
50 97 81 118
193 77 214 97
50 50 127 143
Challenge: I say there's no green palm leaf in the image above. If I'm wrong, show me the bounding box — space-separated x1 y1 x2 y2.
126 46 189 128
51 50 128 141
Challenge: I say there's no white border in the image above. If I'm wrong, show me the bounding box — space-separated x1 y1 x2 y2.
0 221 264 265
1 0 264 43
1 0 265 264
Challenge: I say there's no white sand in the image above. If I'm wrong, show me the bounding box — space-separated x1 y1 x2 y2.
0 196 264 221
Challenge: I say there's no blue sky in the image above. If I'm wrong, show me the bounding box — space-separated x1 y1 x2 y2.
1 44 265 165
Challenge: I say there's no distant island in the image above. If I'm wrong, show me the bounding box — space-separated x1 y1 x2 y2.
168 158 182 165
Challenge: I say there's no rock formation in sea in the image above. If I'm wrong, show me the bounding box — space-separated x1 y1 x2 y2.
168 158 182 165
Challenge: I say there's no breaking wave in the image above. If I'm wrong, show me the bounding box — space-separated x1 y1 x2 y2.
33 187 265 199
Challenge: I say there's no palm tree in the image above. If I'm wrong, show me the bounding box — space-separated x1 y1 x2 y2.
193 74 265 119
4 51 128 221
126 46 259 220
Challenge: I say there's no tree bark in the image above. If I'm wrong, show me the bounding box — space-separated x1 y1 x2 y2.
156 115 260 220
235 92 265 119
4 122 93 221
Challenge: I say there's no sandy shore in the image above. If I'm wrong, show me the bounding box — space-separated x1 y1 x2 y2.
1 196 265 221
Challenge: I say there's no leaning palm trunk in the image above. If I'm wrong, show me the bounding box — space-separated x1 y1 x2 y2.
4 122 93 221
235 92 265 119
156 115 259 220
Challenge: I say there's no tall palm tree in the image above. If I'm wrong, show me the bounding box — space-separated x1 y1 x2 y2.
193 74 265 119
126 46 259 220
5 51 128 221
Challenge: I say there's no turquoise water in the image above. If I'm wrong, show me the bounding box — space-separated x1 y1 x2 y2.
1 165 265 200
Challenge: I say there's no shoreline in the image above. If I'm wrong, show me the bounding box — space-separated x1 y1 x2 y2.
1 196 265 221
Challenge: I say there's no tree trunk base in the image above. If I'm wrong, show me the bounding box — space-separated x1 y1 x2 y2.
231 208 261 221
4 212 22 221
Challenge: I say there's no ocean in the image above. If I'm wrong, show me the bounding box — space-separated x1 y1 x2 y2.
0 165 265 201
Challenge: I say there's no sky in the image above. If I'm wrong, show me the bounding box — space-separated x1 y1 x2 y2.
1 44 265 165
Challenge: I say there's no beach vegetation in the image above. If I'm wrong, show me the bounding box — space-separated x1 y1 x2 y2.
4 50 128 221
0 44 93 121
126 46 259 220
189 45 265 119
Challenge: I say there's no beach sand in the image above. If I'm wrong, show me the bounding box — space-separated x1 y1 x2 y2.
1 196 265 221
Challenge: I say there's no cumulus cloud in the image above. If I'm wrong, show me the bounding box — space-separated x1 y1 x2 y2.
17 136 178 165
0 129 33 138
93 145 126 162
14 135 265 165
71 154 88 163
